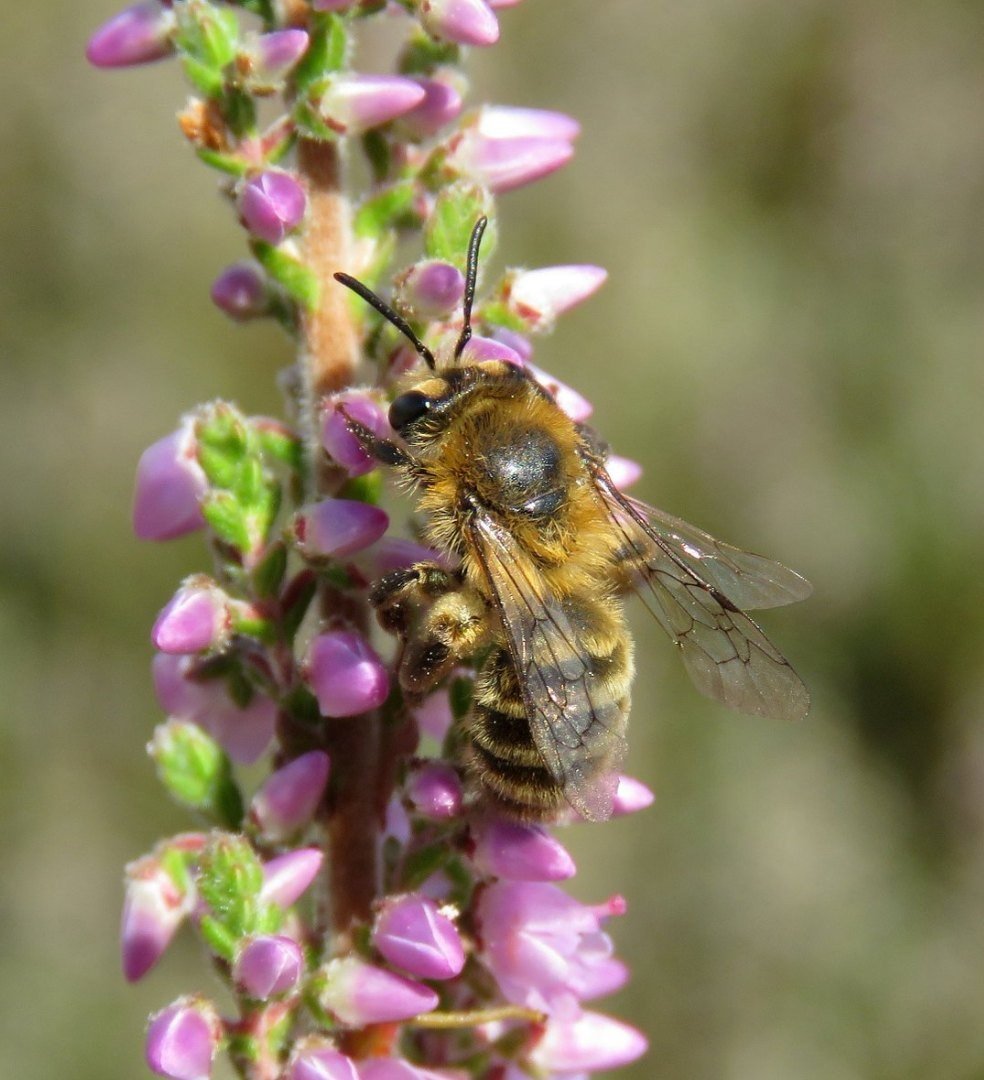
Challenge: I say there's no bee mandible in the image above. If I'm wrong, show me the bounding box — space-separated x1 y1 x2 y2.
334 218 811 822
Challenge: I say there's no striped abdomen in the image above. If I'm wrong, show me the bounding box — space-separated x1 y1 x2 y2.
461 595 633 820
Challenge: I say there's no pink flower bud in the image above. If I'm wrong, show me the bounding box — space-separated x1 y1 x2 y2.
240 170 307 245
355 537 455 579
529 1011 648 1073
526 362 593 422
145 996 221 1080
406 762 463 820
261 848 323 909
210 261 269 321
448 129 573 194
121 855 192 982
317 957 438 1025
86 2 175 68
470 818 576 881
320 392 391 477
476 882 626 1015
420 0 500 46
396 260 466 319
233 934 304 999
287 1041 360 1080
250 751 330 841
152 577 230 655
305 630 390 718
318 75 427 136
133 423 207 541
372 894 465 980
477 105 580 142
311 0 359 9
411 688 455 742
153 653 277 765
360 1061 458 1080
294 499 390 561
606 455 643 491
612 773 654 814
458 335 524 367
401 75 465 138
248 29 310 82
508 264 607 329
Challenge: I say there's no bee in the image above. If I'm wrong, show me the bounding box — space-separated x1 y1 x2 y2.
334 218 811 821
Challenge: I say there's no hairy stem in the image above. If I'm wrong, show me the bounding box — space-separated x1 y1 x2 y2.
296 136 379 938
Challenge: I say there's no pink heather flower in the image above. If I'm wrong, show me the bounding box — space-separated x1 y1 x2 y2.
293 499 390 561
210 261 269 321
318 75 426 136
153 652 277 765
401 75 465 139
477 105 580 142
260 848 323 909
396 260 466 319
321 391 391 477
233 934 304 999
305 630 390 717
526 362 593 422
360 1061 461 1080
133 423 207 541
507 265 607 330
372 894 465 980
286 1041 360 1080
152 576 230 655
317 956 438 1025
606 455 643 491
529 1010 648 1074
419 0 500 47
412 688 455 742
470 818 576 882
86 1 175 68
448 129 573 194
247 29 310 83
240 170 307 245
311 0 360 9
121 854 193 982
612 773 655 815
383 794 412 847
489 326 534 362
406 761 463 820
475 882 627 1016
458 335 524 367
249 750 330 841
145 996 221 1080
355 537 455 579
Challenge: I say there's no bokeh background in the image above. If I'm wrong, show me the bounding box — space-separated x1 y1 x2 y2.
4 2 984 1077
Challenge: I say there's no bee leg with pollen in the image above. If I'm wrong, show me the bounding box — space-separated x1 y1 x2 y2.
370 566 492 698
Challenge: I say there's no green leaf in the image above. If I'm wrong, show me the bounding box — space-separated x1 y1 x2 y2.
199 913 238 961
253 421 304 472
425 184 496 269
202 491 250 551
338 470 382 505
182 55 225 97
222 87 257 139
361 130 391 185
399 30 460 75
402 841 452 890
197 404 249 487
234 455 265 507
252 241 320 310
149 720 245 828
476 299 527 334
354 180 417 239
252 541 287 599
196 147 250 176
293 99 338 142
293 13 348 94
197 834 265 949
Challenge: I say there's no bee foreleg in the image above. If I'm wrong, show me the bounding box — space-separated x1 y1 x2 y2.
338 406 428 476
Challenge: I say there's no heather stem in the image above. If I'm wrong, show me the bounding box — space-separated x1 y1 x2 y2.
296 135 379 939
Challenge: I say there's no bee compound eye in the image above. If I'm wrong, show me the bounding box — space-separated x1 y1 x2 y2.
388 391 431 432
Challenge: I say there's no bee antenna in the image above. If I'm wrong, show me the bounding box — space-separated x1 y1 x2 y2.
333 272 437 371
453 215 488 361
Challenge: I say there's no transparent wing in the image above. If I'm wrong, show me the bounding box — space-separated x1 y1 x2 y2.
467 510 627 821
617 495 812 610
593 469 810 722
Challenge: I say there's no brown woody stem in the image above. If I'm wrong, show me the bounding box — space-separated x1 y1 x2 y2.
296 136 379 940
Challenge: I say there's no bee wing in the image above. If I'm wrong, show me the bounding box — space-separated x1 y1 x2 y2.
467 509 627 822
592 468 810 722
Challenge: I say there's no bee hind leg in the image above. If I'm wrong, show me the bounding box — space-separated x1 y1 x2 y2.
371 566 491 696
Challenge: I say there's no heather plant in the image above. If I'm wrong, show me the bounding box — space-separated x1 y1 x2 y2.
88 2 651 1077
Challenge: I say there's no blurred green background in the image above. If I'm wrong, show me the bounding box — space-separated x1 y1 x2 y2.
4 2 984 1077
